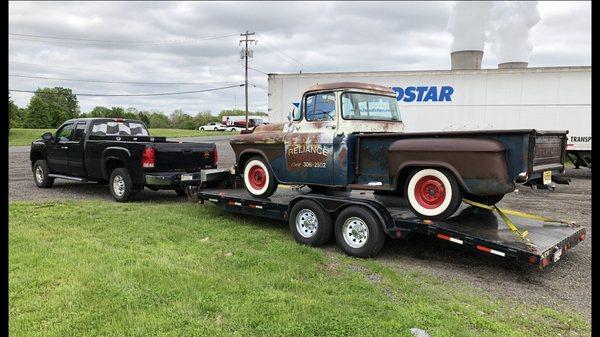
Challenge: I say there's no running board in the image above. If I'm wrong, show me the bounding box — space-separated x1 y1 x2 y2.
48 174 88 182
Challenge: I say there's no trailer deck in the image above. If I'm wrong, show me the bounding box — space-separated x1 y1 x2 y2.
195 185 585 268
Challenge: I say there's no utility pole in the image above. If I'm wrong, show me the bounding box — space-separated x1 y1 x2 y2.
240 30 257 131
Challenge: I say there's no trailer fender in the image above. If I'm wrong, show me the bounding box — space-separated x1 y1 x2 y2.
389 138 514 196
287 195 396 234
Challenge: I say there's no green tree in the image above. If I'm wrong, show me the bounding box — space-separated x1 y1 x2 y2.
194 110 217 128
23 87 79 128
9 94 24 128
218 109 268 118
169 109 196 129
147 111 171 128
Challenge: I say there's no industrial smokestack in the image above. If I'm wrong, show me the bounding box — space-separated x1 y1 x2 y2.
447 2 493 70
498 62 528 69
451 50 484 70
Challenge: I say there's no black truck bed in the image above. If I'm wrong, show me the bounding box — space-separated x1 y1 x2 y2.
196 185 585 269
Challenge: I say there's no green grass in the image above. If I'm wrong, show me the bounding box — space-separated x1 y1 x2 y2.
9 201 589 337
9 128 235 146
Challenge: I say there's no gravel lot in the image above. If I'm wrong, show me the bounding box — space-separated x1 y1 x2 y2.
9 135 591 322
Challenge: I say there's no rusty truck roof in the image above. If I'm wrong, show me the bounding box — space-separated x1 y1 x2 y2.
304 82 396 95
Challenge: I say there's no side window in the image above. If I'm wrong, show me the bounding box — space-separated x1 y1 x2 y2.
72 122 86 141
341 95 355 119
57 124 74 141
305 92 336 121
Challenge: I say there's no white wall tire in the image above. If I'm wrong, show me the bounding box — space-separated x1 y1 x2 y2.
243 156 278 198
405 168 462 220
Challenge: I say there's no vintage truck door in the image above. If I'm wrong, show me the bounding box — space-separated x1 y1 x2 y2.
283 91 338 185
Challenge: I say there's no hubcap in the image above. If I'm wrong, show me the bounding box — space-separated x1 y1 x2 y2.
113 175 126 197
342 217 369 249
414 175 446 209
295 209 318 238
248 165 266 190
35 166 44 183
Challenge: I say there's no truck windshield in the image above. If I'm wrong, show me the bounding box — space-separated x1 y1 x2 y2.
90 121 149 136
341 93 401 121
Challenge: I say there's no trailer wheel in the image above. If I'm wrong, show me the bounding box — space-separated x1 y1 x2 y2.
334 206 385 258
405 168 462 220
243 156 278 198
289 200 333 246
33 160 54 188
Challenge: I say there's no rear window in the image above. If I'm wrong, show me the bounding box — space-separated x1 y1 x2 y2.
91 121 149 136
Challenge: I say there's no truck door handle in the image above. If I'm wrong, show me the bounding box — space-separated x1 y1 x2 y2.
326 125 336 129
60 146 69 150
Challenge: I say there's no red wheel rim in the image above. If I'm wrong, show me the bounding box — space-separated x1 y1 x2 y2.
248 165 266 190
414 175 446 209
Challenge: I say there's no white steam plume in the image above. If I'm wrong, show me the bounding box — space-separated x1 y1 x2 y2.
447 1 493 52
489 1 540 63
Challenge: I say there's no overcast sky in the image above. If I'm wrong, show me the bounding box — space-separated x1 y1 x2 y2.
9 1 591 116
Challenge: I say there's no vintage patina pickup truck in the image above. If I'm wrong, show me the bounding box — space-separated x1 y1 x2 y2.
230 82 568 220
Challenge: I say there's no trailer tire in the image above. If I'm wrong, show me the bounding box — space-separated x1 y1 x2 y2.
289 200 333 246
243 156 278 198
334 206 385 258
110 168 136 202
405 168 462 220
33 160 54 188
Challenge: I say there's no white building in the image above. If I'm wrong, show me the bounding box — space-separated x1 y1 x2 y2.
267 66 591 161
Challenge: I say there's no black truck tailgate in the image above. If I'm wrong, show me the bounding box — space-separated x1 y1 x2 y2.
153 142 216 171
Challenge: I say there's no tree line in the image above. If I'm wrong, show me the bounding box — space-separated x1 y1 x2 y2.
9 87 267 130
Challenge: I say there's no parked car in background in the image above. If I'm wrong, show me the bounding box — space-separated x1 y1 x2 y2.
199 122 226 131
30 118 217 201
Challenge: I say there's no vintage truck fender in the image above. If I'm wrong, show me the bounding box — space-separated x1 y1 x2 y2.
230 125 287 181
388 138 515 196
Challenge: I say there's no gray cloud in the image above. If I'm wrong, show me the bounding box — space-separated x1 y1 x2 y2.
9 1 591 116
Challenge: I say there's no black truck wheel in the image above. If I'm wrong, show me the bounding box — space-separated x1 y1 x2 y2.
334 206 385 258
289 199 333 247
33 160 54 188
243 156 278 198
405 168 462 220
110 168 137 202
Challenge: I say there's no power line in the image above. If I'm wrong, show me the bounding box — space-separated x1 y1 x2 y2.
9 84 244 97
9 74 242 86
9 61 236 75
256 33 313 71
248 67 269 75
8 32 238 45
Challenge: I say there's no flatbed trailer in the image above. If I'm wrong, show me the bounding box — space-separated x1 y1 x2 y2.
189 172 586 269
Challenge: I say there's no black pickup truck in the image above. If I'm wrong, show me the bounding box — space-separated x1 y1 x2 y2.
30 118 217 201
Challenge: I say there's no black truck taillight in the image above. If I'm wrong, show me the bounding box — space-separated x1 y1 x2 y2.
142 147 156 168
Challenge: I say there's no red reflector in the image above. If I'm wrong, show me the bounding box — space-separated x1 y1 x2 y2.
228 201 236 206
395 230 402 238
579 234 586 241
528 255 538 264
541 257 550 267
437 234 451 241
113 118 124 122
141 147 155 168
476 245 492 253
